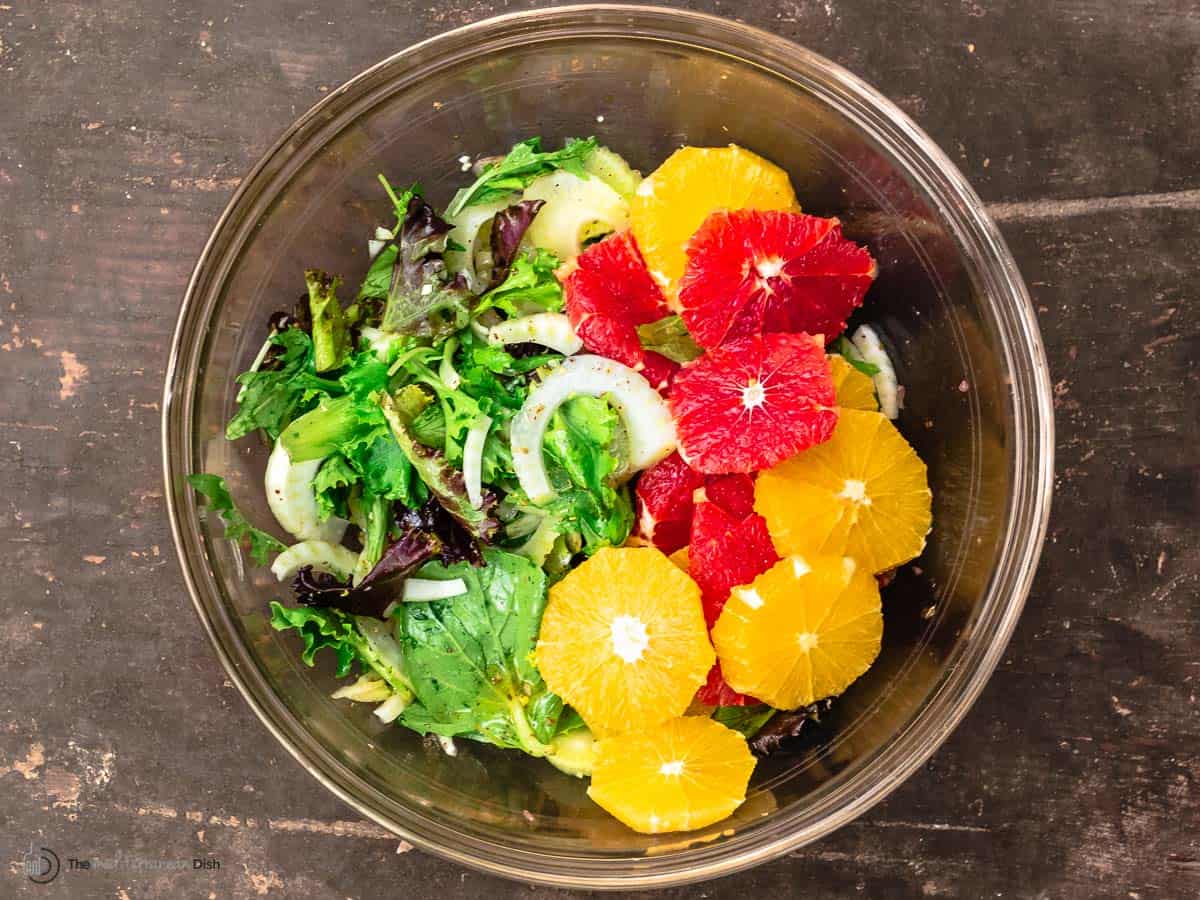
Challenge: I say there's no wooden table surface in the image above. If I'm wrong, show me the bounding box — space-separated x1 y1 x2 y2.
2 1 1196 897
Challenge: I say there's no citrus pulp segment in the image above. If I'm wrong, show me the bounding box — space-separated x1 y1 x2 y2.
669 332 838 474
679 210 877 349
534 547 714 735
711 554 883 708
754 408 932 574
587 715 756 833
630 145 800 297
829 354 879 411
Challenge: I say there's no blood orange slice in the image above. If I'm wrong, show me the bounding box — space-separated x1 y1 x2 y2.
563 231 678 391
635 452 702 554
688 501 779 628
669 333 839 475
700 473 756 520
679 210 877 349
696 662 757 707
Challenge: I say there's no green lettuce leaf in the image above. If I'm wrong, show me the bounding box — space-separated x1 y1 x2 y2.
636 315 703 364
831 336 881 376
313 454 358 522
474 249 564 318
306 269 351 373
541 396 634 554
225 329 341 441
379 389 499 540
396 549 562 754
712 704 777 739
188 474 286 565
269 602 413 700
445 136 598 217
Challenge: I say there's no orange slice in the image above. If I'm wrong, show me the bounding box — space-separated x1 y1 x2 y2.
535 547 714 735
829 354 878 411
754 408 932 573
711 554 882 708
630 145 799 296
587 715 756 833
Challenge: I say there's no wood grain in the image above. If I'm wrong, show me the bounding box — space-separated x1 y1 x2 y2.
0 1 1195 897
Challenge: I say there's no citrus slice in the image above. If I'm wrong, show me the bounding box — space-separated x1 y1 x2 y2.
635 452 702 554
696 662 757 707
669 333 838 474
535 546 714 735
711 554 883 708
679 210 876 349
563 231 678 391
630 146 799 296
688 501 779 627
635 458 758 553
754 408 932 574
587 715 756 833
699 473 756 520
829 354 878 411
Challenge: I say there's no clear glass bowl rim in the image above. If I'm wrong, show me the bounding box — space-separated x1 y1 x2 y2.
161 4 1055 889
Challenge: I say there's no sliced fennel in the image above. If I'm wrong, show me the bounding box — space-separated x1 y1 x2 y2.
487 312 583 356
583 146 643 199
373 693 409 723
359 325 401 362
332 674 392 703
462 415 492 509
511 355 676 504
546 727 598 777
402 577 469 602
270 540 359 582
850 324 901 419
264 441 348 543
522 171 629 261
444 197 510 289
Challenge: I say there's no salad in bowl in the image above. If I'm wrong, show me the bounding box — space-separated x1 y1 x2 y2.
189 138 932 835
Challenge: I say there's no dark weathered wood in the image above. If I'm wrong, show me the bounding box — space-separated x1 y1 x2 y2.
0 1 1196 897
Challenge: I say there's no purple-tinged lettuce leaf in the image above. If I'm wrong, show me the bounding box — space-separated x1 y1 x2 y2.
489 199 544 288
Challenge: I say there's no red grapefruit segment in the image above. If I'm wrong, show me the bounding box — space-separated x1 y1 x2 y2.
563 231 677 391
635 452 703 553
696 662 758 707
688 501 779 628
669 332 839 475
679 210 877 349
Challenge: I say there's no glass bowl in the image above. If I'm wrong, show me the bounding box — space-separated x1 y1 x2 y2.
162 5 1054 889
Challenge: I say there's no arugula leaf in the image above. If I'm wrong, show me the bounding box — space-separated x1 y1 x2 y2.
636 315 703 364
306 269 350 372
712 704 777 739
225 329 340 441
188 474 286 565
396 548 559 754
474 248 564 318
540 396 634 554
380 195 473 339
269 601 413 700
379 390 499 541
831 336 881 376
445 137 598 217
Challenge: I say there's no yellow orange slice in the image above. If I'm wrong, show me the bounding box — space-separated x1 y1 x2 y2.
755 409 932 574
535 547 714 735
829 354 878 411
630 145 800 296
587 715 756 833
711 554 882 708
